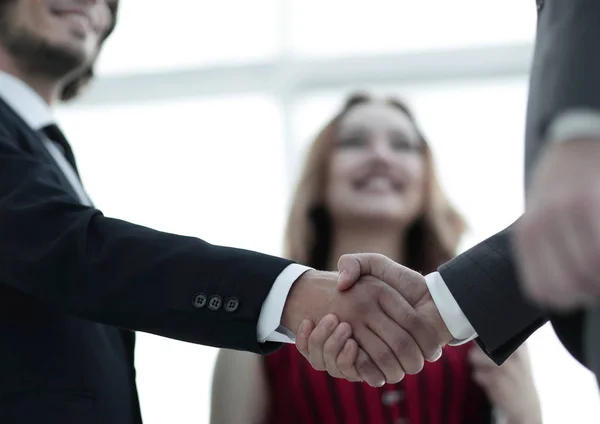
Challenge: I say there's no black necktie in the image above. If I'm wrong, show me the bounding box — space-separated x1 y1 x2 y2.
41 124 80 177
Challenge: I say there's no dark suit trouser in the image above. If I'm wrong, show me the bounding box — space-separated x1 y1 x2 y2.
585 306 600 385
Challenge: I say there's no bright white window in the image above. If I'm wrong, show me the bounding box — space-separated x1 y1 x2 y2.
55 95 286 424
290 78 600 424
289 0 537 57
95 0 280 75
45 1 598 423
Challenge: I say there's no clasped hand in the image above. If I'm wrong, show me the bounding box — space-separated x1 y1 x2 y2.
282 253 452 387
515 138 600 310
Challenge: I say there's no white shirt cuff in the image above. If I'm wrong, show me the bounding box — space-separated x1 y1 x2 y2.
547 109 600 144
424 271 478 346
257 263 313 343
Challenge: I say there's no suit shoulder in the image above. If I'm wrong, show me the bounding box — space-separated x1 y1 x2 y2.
0 99 34 151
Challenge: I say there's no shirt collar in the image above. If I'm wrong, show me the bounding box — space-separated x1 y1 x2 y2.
0 70 55 130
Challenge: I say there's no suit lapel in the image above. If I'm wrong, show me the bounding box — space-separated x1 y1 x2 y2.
0 99 92 206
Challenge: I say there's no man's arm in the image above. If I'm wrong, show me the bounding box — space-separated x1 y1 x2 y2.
517 0 600 365
433 0 600 367
436 224 547 364
0 126 443 382
525 0 600 180
0 127 294 354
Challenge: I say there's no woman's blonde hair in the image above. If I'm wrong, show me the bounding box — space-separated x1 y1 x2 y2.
284 92 466 274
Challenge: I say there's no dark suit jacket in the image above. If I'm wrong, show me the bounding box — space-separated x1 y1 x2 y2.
0 98 290 424
437 0 592 367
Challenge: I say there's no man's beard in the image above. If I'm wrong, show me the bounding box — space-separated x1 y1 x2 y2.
0 8 87 80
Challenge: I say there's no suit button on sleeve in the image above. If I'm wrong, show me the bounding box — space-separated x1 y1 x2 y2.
208 295 222 311
192 293 207 308
224 297 239 312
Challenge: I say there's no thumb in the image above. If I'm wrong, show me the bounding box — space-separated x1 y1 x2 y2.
337 254 363 291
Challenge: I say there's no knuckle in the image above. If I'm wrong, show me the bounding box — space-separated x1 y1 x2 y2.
308 330 327 348
389 334 413 356
374 347 395 367
364 279 385 298
393 263 408 281
355 354 374 374
370 252 385 263
401 309 423 332
338 361 357 379
339 253 356 266
352 296 372 316
323 340 342 358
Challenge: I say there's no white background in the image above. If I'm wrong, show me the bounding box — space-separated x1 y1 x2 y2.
54 0 599 422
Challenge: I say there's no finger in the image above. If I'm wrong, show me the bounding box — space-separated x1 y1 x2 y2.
472 370 495 387
322 322 353 379
296 320 315 361
354 347 387 388
337 254 364 291
566 196 600 301
354 326 405 384
338 253 427 305
534 216 584 309
515 214 562 305
336 339 362 382
379 286 442 362
468 347 497 368
307 314 339 371
367 308 424 375
337 254 397 292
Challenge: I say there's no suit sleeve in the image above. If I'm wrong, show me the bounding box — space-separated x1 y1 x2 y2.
0 126 291 354
521 0 594 366
437 222 547 364
525 0 600 174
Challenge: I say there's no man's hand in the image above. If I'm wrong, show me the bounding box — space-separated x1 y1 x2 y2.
515 138 600 310
282 268 442 387
469 345 542 424
294 254 453 384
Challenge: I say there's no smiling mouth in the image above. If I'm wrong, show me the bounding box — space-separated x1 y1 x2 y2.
52 9 94 33
353 176 404 192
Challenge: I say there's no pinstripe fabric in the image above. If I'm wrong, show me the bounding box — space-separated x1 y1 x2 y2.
439 224 547 365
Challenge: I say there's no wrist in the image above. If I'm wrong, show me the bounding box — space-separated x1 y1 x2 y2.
281 270 336 335
415 291 453 346
503 404 543 424
505 417 542 424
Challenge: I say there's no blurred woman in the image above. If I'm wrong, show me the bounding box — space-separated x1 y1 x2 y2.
210 93 542 424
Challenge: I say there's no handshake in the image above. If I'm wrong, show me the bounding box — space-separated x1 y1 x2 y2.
281 253 454 388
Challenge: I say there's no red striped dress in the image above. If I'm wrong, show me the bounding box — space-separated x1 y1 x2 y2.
263 342 491 424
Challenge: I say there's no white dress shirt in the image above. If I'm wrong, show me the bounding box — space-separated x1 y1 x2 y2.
4 70 599 346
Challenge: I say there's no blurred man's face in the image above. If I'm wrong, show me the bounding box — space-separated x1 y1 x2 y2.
0 0 113 79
